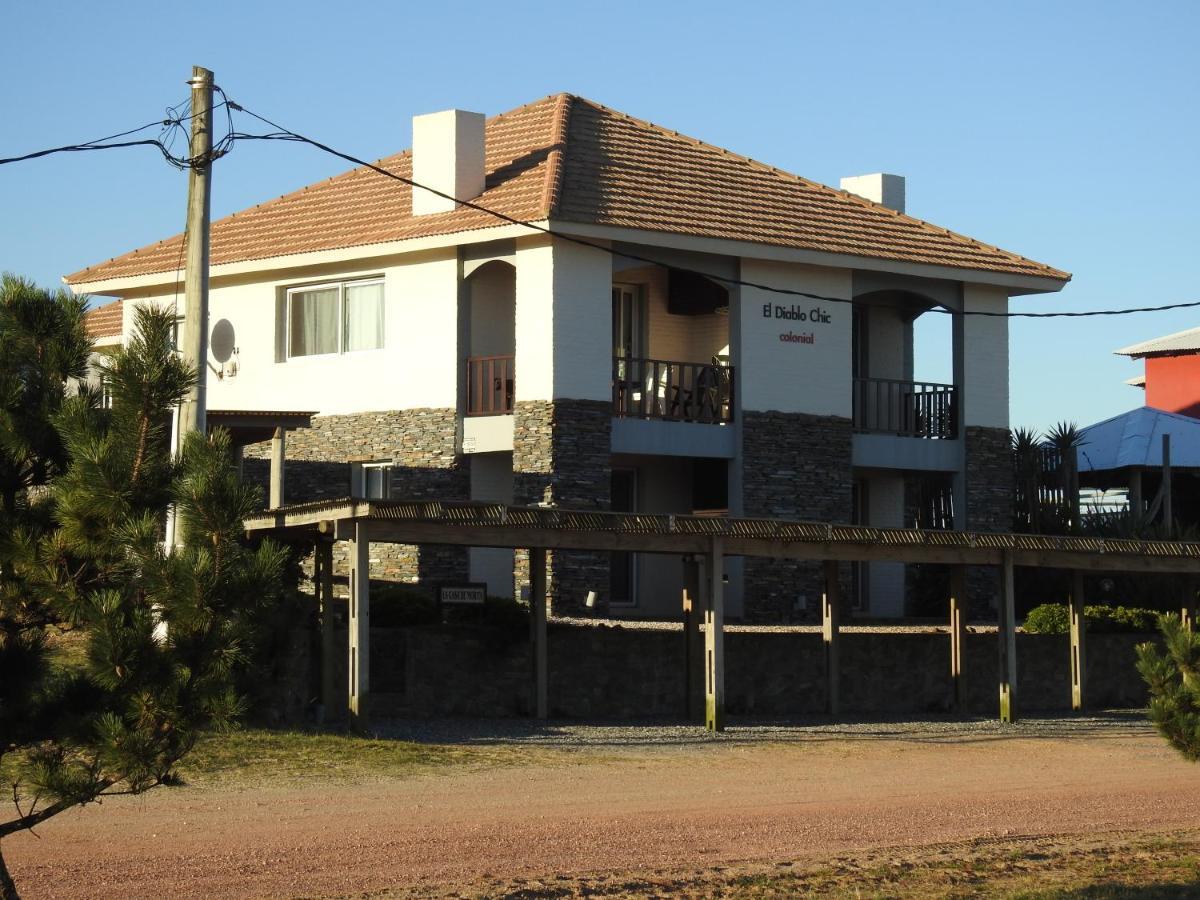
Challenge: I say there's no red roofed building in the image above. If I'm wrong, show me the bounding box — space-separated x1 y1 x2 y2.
65 94 1069 620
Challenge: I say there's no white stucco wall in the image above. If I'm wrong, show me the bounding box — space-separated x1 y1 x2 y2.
122 250 460 416
468 262 515 358
865 304 909 381
737 260 852 416
961 283 1009 428
515 236 612 402
469 451 515 598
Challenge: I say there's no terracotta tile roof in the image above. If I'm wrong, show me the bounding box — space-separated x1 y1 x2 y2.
83 299 122 338
66 94 1068 287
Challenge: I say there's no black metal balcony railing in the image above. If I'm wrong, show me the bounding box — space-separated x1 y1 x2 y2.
466 355 514 416
853 377 956 439
613 357 735 424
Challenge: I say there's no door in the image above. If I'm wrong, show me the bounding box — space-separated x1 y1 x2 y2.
610 468 637 606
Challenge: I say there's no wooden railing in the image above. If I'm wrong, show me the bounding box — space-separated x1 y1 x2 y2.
853 377 956 439
613 357 735 424
466 355 514 416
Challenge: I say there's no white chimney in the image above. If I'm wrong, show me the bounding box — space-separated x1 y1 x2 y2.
411 109 486 216
840 173 905 213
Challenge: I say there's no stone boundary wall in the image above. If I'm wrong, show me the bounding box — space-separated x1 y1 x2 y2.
309 622 1153 721
740 411 854 622
512 399 611 614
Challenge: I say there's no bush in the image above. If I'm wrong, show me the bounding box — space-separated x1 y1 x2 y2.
370 584 439 627
368 585 530 633
1023 602 1162 634
1137 615 1200 761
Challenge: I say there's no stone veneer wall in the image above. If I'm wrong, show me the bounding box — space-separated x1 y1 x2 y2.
305 621 1156 722
243 408 469 585
965 425 1015 618
739 411 854 622
512 399 611 615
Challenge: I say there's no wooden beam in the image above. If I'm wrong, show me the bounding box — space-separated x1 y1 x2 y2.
822 559 841 716
1069 569 1086 712
348 521 370 733
269 426 286 509
309 520 1200 574
704 539 725 732
317 539 336 723
949 565 967 714
998 552 1017 723
530 547 548 719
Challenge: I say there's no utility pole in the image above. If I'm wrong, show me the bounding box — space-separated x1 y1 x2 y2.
179 65 213 439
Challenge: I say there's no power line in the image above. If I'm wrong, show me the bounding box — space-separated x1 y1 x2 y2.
0 100 232 170
6 93 1198 322
224 99 1200 322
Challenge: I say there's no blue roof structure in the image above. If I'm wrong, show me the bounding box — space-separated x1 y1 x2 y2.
1077 406 1200 472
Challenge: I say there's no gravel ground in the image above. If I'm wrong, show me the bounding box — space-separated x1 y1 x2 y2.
8 711 1192 900
373 709 1148 748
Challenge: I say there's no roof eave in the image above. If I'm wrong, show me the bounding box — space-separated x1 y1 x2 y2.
547 219 1071 296
64 220 547 296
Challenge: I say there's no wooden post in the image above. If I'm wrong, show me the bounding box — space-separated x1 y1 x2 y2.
269 427 286 509
348 521 370 733
998 551 1018 723
317 539 337 723
1163 434 1173 537
682 556 700 721
178 65 213 441
530 547 548 719
704 539 725 732
1069 569 1086 711
949 565 967 713
822 559 841 716
1129 469 1143 523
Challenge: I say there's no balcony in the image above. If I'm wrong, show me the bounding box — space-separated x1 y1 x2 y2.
853 377 956 440
466 355 514 416
613 357 735 425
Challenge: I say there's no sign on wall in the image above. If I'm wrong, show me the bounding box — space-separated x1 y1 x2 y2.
438 583 487 605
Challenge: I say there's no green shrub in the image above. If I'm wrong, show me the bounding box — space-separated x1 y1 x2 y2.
1137 615 1200 761
370 584 439 627
1023 603 1070 634
1022 602 1162 634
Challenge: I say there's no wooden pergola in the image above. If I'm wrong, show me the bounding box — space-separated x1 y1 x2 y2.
244 498 1200 732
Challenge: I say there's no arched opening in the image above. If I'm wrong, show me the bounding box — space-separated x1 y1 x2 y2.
464 259 517 598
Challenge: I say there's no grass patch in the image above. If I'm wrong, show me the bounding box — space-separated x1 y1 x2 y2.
178 728 580 785
440 832 1200 898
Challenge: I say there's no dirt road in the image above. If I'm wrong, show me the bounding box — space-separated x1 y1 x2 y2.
7 718 1199 898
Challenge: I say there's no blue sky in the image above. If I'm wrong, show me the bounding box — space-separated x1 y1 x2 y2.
3 1 1197 432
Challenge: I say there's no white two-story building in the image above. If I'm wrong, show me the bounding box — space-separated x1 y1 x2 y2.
71 93 1069 620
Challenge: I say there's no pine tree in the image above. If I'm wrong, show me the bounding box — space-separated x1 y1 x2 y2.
1137 614 1200 761
0 301 286 899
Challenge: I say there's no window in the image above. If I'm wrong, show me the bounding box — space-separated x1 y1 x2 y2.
351 461 393 499
286 279 384 358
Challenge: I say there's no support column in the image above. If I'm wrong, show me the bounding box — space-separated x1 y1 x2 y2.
269 426 286 509
317 539 336 723
682 557 701 721
822 560 841 716
704 539 725 732
950 565 967 713
998 551 1017 723
530 547 548 719
348 521 370 733
1069 570 1087 711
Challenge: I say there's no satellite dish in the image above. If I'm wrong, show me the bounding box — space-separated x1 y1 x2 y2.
210 319 236 363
